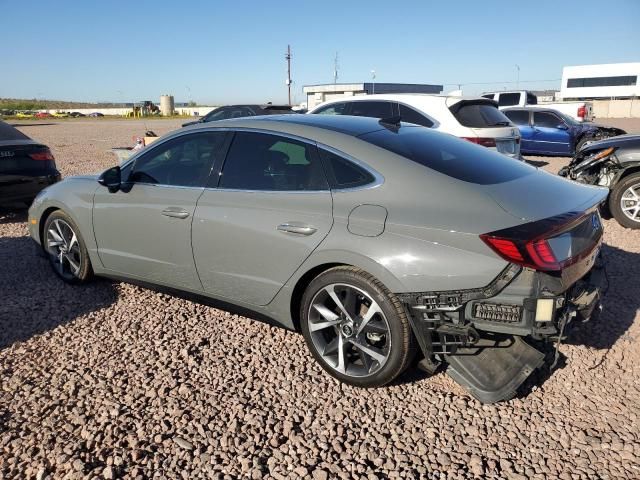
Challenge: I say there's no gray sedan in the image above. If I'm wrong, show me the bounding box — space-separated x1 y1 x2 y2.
28 115 607 403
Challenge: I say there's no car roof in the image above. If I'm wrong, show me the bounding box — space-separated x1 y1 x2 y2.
312 93 485 104
188 114 391 137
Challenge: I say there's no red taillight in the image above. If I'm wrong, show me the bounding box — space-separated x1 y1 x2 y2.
480 236 524 263
577 106 586 118
462 137 497 148
526 239 558 269
28 149 54 161
480 211 602 272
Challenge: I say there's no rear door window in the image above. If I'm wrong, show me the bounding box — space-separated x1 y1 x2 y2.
498 93 521 107
450 102 512 128
398 104 434 128
504 110 529 126
533 112 562 128
219 132 328 191
359 126 535 185
348 101 394 119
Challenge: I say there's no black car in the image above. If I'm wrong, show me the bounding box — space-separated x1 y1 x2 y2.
0 121 61 206
182 104 296 127
559 134 640 229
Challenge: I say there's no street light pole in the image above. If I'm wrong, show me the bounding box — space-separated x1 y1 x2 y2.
515 64 520 89
285 45 292 105
371 70 376 94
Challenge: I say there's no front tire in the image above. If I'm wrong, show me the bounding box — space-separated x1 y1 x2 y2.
300 266 415 387
43 210 93 283
609 173 640 229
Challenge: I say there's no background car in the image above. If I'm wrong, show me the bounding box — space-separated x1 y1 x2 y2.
559 134 640 228
88 112 104 117
503 107 625 156
34 112 52 119
0 120 60 206
51 111 69 118
182 104 296 127
69 112 86 117
15 111 34 118
28 115 606 403
308 94 522 159
482 90 594 122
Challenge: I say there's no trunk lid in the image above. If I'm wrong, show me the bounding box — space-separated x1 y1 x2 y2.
485 168 608 221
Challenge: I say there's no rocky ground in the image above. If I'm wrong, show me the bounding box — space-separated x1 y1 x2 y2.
1 118 639 479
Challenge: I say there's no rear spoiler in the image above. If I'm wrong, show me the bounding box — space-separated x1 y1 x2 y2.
448 98 499 114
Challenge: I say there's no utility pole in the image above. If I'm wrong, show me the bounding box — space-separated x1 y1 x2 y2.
285 45 292 105
333 52 339 84
515 64 520 89
371 70 376 94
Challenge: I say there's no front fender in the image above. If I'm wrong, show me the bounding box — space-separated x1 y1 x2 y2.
28 179 101 267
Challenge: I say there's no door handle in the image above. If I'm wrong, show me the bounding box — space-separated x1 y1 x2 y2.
162 208 190 219
277 223 317 236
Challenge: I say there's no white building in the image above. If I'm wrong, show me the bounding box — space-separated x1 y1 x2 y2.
303 82 442 110
560 62 640 100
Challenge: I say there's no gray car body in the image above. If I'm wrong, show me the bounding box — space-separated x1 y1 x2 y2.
28 116 608 330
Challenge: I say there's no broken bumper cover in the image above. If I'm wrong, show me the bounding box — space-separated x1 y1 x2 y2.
400 259 605 403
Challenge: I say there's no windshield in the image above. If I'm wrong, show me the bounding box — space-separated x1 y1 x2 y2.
359 126 535 185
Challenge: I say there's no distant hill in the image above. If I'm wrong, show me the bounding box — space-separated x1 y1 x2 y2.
0 98 128 110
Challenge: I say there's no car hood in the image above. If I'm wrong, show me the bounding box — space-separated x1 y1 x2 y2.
579 133 640 153
484 168 608 221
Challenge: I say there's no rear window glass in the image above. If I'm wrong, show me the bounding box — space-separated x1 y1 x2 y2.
359 126 535 185
0 121 30 141
450 102 512 128
314 103 348 115
498 93 520 107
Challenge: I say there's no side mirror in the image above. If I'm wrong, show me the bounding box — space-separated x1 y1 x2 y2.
556 124 568 130
98 166 122 193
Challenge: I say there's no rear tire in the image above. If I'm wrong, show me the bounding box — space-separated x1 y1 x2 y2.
609 173 640 229
300 266 416 387
43 210 93 283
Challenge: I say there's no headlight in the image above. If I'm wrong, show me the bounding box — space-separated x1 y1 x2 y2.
574 147 616 173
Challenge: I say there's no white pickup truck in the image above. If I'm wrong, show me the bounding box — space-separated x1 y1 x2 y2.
482 90 594 123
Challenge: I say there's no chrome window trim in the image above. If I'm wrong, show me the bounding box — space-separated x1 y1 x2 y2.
122 126 384 194
315 143 385 193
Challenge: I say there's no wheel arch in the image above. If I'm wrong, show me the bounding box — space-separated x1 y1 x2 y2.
286 252 407 332
38 206 61 247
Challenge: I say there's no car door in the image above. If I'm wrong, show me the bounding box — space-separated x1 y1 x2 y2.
532 111 571 155
504 110 533 152
92 131 228 291
192 130 333 306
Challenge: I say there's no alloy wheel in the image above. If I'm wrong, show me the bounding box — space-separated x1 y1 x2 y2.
45 218 82 280
620 183 640 223
307 283 391 378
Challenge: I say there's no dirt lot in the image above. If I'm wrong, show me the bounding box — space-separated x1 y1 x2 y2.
1 118 639 479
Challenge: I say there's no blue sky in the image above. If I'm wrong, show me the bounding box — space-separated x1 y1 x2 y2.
1 0 638 105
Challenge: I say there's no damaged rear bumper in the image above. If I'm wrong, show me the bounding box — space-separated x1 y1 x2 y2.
400 259 605 404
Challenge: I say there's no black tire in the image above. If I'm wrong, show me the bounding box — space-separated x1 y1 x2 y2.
300 266 416 387
609 173 640 229
43 210 93 283
575 136 592 153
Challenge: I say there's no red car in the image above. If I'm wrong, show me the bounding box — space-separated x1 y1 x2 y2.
34 112 52 119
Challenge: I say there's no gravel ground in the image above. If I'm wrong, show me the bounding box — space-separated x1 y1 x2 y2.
1 118 639 479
